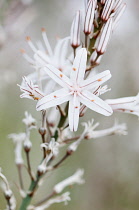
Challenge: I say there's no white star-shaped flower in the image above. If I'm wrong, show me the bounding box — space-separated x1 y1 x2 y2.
36 48 113 131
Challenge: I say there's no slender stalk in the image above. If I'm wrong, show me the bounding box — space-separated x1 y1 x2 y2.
53 152 70 169
35 191 56 207
39 110 47 158
85 34 88 48
26 151 34 181
17 164 24 190
6 197 12 210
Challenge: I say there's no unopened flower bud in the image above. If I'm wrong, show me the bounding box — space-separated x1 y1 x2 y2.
101 0 115 21
70 11 81 48
24 140 32 152
95 17 113 54
4 189 12 200
84 0 97 35
39 127 47 135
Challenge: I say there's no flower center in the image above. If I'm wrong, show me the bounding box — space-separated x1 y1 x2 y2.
71 85 81 95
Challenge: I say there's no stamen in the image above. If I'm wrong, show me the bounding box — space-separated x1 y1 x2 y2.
60 74 63 78
73 68 76 71
26 36 37 53
98 79 102 81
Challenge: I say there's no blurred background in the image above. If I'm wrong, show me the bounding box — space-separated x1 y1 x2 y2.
0 0 139 209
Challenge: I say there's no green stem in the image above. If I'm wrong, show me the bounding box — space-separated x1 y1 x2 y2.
19 176 40 210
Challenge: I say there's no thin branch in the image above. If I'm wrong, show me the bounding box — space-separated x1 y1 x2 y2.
26 151 34 181
53 152 70 169
17 164 24 190
35 191 56 207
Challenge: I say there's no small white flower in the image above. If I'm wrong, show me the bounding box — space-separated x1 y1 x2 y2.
36 48 113 131
40 138 59 157
22 111 36 129
8 133 26 164
0 168 16 210
24 33 71 74
106 94 139 117
83 119 127 139
28 192 71 210
19 76 44 100
54 169 84 194
70 11 81 48
84 0 97 35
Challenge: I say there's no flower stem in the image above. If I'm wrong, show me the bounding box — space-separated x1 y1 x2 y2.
19 176 40 210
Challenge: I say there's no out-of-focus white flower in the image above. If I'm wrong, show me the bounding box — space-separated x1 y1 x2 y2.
112 0 123 12
70 11 81 48
112 3 126 30
106 94 139 117
0 168 16 210
38 139 59 175
67 132 85 153
24 33 71 74
101 0 115 21
53 169 84 194
8 133 26 164
82 119 127 139
22 111 36 129
84 0 97 35
19 77 44 100
41 138 59 157
28 192 71 210
36 48 112 131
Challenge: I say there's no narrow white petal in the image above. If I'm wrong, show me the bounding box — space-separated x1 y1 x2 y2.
41 28 53 56
44 64 73 88
81 70 111 90
70 48 87 85
36 88 71 111
68 96 80 132
80 90 113 116
106 96 137 107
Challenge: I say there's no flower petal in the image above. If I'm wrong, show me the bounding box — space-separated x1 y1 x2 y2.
70 48 87 85
68 96 80 131
43 64 73 88
81 70 111 90
36 88 71 111
80 90 113 116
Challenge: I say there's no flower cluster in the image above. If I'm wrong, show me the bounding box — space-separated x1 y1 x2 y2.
2 1 139 210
